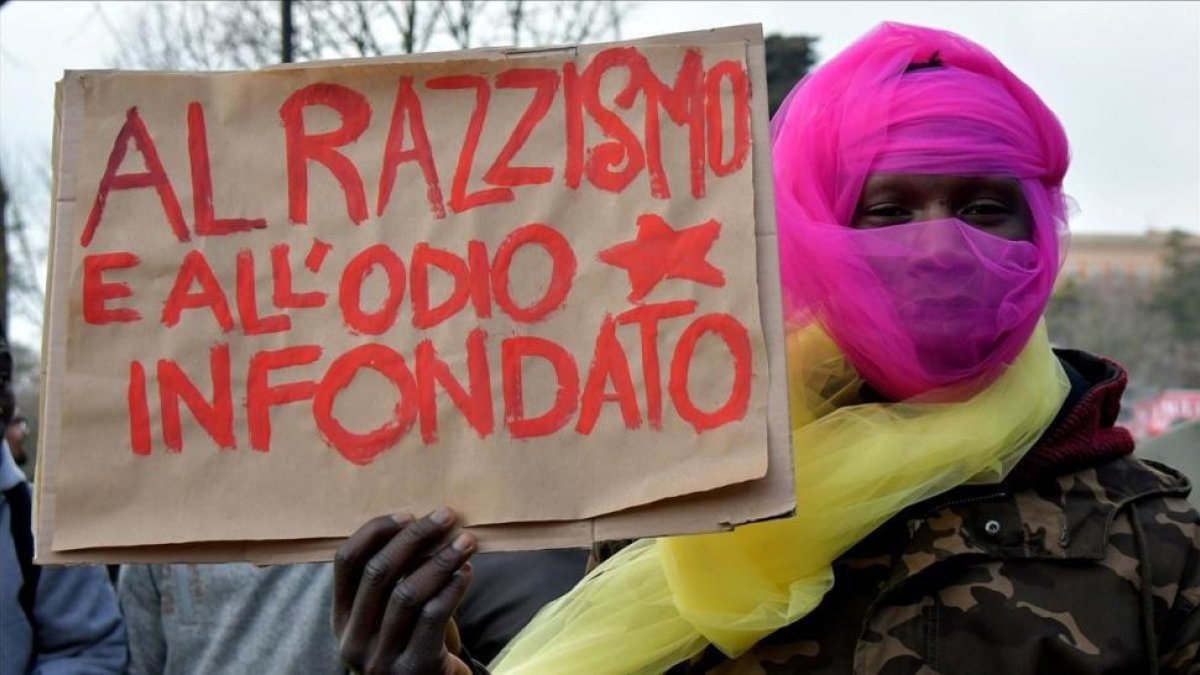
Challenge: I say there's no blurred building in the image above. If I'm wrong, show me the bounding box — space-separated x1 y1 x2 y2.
1056 229 1200 443
1136 419 1200 507
1060 230 1193 286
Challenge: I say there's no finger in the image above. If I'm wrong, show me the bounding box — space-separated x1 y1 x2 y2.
341 507 458 663
399 563 474 675
333 514 409 637
442 614 471 675
366 532 476 672
444 618 462 657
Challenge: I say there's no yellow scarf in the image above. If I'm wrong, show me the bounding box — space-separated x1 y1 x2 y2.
492 324 1069 674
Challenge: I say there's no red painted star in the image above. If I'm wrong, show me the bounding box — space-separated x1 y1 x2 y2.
598 214 726 303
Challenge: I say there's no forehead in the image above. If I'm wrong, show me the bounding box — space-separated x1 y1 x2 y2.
860 174 1023 195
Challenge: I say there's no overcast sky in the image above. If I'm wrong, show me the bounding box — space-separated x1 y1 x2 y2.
625 1 1200 236
2 1 1197 235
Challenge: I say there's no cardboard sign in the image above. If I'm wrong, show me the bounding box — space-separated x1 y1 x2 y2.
36 25 792 563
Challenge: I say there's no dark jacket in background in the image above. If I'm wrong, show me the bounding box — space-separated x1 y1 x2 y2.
457 549 591 665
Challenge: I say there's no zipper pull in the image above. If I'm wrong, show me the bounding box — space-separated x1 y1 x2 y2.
906 518 923 538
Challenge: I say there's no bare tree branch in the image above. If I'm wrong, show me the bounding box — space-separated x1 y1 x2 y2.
437 0 479 50
0 160 48 329
357 2 380 55
507 0 525 47
381 0 414 54
112 1 632 70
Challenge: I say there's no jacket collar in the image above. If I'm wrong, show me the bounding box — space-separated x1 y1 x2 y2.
1004 349 1136 488
875 352 1191 579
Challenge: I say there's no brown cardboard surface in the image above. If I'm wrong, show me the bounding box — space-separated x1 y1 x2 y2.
36 25 793 564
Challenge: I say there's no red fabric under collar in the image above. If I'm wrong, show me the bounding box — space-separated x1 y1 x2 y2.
1006 351 1135 487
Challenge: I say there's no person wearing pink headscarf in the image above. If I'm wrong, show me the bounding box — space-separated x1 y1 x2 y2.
328 23 1200 675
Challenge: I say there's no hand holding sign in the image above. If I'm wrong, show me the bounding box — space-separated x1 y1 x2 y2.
333 509 475 675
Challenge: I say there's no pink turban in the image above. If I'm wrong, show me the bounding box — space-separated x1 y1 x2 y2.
771 22 1071 399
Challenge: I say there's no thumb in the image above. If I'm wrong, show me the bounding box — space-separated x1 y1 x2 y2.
444 619 472 675
445 618 463 656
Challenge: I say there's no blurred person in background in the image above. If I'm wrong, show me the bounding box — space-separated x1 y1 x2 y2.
6 409 28 467
118 530 585 673
118 562 343 675
1 328 126 674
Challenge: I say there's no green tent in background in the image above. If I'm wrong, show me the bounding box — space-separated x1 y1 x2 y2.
1137 420 1200 507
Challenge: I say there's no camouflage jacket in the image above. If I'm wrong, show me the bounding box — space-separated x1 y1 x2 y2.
666 351 1200 674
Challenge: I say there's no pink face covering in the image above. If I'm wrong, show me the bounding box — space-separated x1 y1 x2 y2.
818 218 1043 398
770 23 1071 400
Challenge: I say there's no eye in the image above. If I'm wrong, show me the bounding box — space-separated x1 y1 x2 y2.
854 203 913 227
958 198 1013 224
864 204 910 217
960 199 1009 214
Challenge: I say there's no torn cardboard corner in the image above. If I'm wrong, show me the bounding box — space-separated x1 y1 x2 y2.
36 24 793 564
